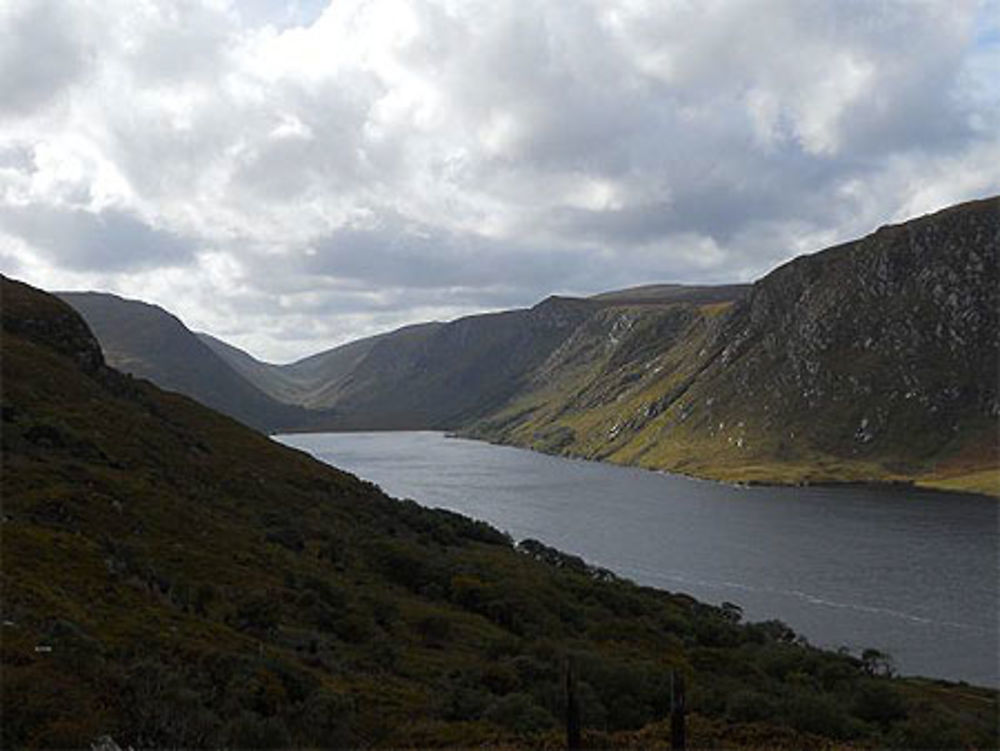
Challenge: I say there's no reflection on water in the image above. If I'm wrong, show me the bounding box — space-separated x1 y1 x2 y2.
277 430 999 687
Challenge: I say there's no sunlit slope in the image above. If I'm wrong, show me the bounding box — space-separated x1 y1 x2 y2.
465 198 1000 495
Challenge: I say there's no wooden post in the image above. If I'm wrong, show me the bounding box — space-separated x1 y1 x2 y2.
670 670 686 750
565 655 581 750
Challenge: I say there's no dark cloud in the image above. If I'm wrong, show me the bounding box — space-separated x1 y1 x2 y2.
0 205 194 272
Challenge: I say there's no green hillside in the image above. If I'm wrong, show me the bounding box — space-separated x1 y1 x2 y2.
465 198 1000 496
3 275 996 748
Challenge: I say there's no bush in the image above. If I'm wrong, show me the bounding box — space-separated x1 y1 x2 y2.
783 691 852 739
484 692 556 734
851 681 907 725
726 689 778 723
296 689 355 747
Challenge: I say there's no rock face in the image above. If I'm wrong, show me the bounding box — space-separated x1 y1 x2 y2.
700 196 998 466
465 197 999 493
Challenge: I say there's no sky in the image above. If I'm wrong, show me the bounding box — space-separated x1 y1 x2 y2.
1 0 998 363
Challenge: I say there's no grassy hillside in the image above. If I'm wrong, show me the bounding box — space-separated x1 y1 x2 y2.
3 274 996 748
465 198 1000 496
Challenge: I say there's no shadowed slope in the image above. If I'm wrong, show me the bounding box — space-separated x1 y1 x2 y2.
58 291 329 433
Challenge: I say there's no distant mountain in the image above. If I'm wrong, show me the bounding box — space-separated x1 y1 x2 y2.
62 290 603 430
200 322 446 410
57 292 327 433
17 274 996 748
465 197 1000 495
196 330 312 404
259 297 599 428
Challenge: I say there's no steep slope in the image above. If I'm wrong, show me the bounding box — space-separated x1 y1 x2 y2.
281 322 445 410
199 323 444 408
465 198 1000 495
196 331 307 404
3 274 997 749
302 297 599 429
57 292 327 433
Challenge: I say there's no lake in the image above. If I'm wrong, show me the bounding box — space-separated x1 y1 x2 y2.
276 431 999 687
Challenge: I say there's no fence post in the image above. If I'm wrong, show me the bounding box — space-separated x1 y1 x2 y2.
565 655 581 750
670 670 686 750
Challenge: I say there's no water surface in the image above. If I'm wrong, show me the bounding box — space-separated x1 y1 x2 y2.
276 431 999 686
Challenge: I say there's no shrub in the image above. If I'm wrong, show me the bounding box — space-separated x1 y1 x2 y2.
851 681 907 725
783 691 852 739
483 692 556 733
726 689 778 723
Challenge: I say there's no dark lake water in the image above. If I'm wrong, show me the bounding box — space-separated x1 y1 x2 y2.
276 431 999 687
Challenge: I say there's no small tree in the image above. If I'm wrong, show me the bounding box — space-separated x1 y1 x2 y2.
861 648 895 678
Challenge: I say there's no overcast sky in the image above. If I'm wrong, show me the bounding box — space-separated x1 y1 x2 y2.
1 0 998 362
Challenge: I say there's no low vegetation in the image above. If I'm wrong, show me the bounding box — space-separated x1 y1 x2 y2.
3 276 997 748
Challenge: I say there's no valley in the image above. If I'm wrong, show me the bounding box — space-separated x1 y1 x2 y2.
60 197 1000 496
7 276 997 747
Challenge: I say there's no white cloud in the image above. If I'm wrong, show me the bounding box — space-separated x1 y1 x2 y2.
0 0 997 360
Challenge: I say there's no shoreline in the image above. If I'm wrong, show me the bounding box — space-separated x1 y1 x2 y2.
273 427 999 500
449 429 1000 501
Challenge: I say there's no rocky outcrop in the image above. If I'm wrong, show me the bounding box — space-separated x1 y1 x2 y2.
2 276 105 374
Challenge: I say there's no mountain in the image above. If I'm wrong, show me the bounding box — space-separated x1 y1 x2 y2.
206 298 602 428
201 322 446 411
296 297 600 428
196 330 308 404
52 198 998 492
465 197 1000 495
3 274 997 748
57 292 329 433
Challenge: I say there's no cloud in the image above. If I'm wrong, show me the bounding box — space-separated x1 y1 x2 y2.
0 0 96 118
0 0 997 361
0 204 195 271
